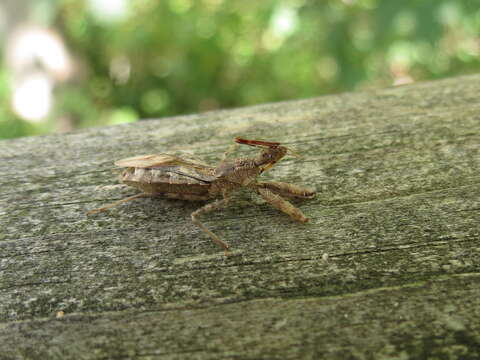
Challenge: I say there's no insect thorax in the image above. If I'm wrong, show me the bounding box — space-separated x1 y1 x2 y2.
214 158 260 186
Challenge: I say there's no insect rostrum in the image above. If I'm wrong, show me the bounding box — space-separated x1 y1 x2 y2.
89 137 315 255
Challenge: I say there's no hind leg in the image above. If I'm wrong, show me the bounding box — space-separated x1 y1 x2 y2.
87 193 149 215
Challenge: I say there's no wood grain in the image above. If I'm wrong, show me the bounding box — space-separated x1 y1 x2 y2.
1 74 479 359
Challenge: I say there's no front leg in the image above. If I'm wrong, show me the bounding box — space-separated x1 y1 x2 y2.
191 193 231 255
219 142 239 165
257 187 310 223
257 181 316 199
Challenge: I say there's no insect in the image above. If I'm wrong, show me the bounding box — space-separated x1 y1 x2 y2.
88 137 315 255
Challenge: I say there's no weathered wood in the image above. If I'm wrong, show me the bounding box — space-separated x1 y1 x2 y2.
1 74 479 359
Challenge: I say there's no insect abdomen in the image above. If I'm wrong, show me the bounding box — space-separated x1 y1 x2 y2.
122 168 211 196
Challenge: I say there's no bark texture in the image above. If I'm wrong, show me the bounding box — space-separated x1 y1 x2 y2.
1 75 479 359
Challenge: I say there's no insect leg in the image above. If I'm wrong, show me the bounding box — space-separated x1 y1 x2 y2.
219 142 239 164
191 194 230 255
87 193 149 215
257 181 316 199
257 187 309 223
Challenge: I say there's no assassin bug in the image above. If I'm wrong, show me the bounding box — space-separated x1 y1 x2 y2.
88 137 315 255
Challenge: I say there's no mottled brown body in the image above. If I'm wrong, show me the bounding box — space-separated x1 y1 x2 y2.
89 137 315 255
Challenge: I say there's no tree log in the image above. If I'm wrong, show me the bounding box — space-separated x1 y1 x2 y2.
1 75 479 359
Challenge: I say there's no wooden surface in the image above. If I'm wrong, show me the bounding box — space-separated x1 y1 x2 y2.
1 74 479 359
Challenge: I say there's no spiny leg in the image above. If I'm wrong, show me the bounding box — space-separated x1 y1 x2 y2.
219 142 239 165
257 181 316 199
191 194 230 255
257 187 309 223
87 193 149 215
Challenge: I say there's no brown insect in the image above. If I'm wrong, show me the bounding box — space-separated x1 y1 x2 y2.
89 137 315 255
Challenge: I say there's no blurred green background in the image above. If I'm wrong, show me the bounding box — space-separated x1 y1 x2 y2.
1 0 479 139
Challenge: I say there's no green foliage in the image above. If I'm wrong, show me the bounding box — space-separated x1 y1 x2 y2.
1 0 479 139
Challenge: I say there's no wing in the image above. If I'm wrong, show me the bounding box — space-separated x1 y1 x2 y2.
115 154 210 170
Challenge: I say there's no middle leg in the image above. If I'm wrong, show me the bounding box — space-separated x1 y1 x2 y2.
191 193 231 255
